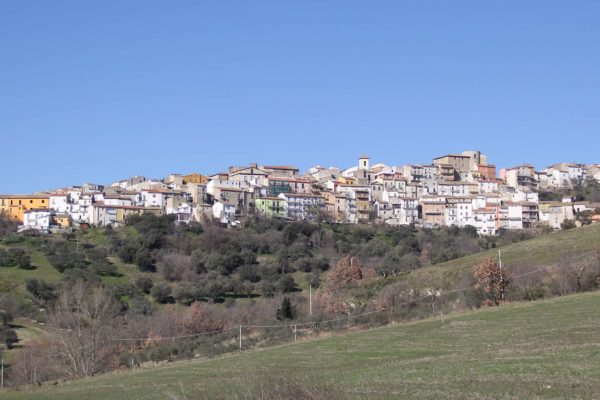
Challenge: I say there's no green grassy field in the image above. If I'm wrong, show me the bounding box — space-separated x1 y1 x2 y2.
4 291 600 399
0 248 62 296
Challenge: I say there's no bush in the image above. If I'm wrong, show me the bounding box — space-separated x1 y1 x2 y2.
0 249 9 266
46 242 87 272
0 324 18 349
0 213 17 237
25 279 56 302
151 283 173 304
276 297 295 320
257 280 276 297
18 254 35 270
135 277 154 294
0 247 30 267
91 261 118 276
135 249 156 272
277 275 297 293
129 296 154 316
560 219 576 230
117 242 138 264
173 282 205 305
238 265 261 283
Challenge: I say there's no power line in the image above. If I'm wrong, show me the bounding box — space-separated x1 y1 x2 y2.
106 261 565 342
109 326 238 342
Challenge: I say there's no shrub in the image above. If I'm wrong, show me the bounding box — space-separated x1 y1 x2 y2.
257 280 276 297
135 277 154 294
18 254 35 270
117 242 138 264
91 261 118 276
238 265 261 283
325 256 363 289
173 282 205 306
135 249 156 272
276 297 295 320
560 219 576 230
25 279 56 302
277 275 297 293
151 283 173 304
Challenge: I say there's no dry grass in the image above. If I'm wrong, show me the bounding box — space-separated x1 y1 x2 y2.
168 374 344 400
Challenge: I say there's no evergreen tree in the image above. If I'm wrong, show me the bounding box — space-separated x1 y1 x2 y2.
276 297 295 320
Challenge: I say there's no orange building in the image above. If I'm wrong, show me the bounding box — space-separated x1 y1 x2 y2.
182 173 208 184
477 164 497 181
0 194 51 223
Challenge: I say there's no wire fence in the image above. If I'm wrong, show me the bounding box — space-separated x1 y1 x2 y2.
2 248 597 389
106 257 587 347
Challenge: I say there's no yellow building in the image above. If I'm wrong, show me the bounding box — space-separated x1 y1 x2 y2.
183 173 208 184
0 194 50 222
338 176 357 185
52 214 72 228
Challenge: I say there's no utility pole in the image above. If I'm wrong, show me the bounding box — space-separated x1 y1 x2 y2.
239 325 242 351
499 250 504 301
1 357 4 389
309 283 312 317
294 325 297 342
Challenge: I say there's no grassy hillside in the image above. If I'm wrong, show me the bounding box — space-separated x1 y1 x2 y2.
0 239 152 297
3 223 599 300
0 245 62 296
4 292 600 400
400 222 600 290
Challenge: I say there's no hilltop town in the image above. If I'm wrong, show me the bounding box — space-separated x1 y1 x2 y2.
1 150 599 234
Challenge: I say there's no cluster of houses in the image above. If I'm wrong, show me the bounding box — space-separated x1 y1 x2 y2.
2 151 600 235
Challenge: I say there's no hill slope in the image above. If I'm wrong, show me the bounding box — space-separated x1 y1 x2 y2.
4 292 600 400
3 223 599 300
401 222 600 290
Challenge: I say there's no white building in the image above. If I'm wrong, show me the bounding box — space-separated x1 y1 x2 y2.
478 180 499 194
20 209 51 231
507 203 524 230
103 196 134 207
505 164 537 190
279 193 326 221
509 190 539 204
546 167 571 188
437 181 477 197
141 190 168 208
212 201 238 225
173 203 193 224
379 197 418 226
473 209 497 235
49 194 70 213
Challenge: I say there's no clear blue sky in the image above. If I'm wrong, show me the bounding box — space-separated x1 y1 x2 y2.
1 1 599 193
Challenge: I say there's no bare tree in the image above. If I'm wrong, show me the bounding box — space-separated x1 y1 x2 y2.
47 281 119 378
571 261 588 292
10 338 56 386
594 247 600 289
553 251 593 295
